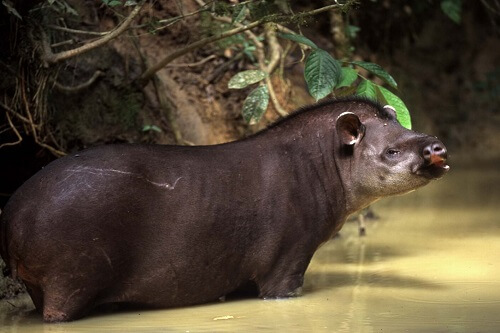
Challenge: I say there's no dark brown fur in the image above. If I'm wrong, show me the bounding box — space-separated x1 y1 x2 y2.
0 98 448 322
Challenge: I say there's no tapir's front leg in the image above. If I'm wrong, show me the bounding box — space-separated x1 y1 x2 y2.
256 253 313 298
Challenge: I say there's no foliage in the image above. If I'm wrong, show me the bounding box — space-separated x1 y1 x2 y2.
215 0 412 127
228 70 267 89
242 85 269 125
356 79 377 99
142 125 162 133
304 49 341 101
1 0 435 154
440 0 462 24
349 61 397 89
376 86 412 129
231 4 248 24
278 32 318 49
229 27 411 128
101 0 138 7
337 67 358 88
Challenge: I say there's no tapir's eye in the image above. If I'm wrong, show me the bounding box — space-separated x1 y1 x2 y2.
386 148 401 156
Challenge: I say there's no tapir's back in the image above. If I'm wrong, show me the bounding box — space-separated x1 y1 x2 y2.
2 142 258 266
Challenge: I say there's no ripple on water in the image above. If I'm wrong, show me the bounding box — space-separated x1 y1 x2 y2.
391 280 500 305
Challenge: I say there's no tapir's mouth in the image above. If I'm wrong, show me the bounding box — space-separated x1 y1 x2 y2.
430 154 447 168
416 157 450 179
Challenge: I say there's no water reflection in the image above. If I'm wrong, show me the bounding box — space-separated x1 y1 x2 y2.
1 160 499 332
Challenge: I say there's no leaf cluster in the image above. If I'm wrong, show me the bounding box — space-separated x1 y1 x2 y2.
101 0 138 8
228 31 412 129
285 33 411 129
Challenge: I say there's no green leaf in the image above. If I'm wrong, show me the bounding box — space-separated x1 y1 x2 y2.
441 0 462 24
107 0 122 7
351 61 398 89
232 4 247 24
242 85 269 124
335 85 358 98
228 70 267 89
278 33 318 49
336 67 358 89
304 49 341 101
356 79 377 100
376 85 412 129
142 125 162 133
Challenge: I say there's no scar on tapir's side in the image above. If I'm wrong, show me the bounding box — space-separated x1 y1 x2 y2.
0 98 449 322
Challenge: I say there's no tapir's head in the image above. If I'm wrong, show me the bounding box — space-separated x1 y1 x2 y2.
334 104 449 212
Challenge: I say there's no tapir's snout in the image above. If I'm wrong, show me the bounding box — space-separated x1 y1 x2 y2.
423 142 448 167
418 140 450 178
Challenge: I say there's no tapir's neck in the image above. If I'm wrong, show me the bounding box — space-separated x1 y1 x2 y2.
243 112 349 238
332 150 383 216
330 152 364 216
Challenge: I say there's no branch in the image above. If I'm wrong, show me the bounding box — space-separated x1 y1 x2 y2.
53 70 104 93
46 6 208 37
0 113 23 149
137 2 344 86
263 25 287 117
166 55 216 68
133 5 209 32
265 76 287 117
206 51 243 83
20 78 66 156
0 101 31 124
294 3 345 18
46 24 108 36
481 0 500 15
51 39 75 48
137 17 270 86
43 1 146 64
198 10 287 116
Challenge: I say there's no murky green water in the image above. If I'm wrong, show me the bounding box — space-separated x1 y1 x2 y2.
1 159 499 332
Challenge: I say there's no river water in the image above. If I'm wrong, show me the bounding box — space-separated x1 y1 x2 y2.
1 158 499 332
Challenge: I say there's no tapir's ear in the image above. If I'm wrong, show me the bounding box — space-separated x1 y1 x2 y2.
383 105 397 119
336 112 365 146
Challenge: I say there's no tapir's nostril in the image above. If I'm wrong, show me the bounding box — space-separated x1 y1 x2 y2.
432 143 443 153
423 147 432 158
423 142 447 165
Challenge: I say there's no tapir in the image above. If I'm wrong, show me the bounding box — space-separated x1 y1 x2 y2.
0 97 449 322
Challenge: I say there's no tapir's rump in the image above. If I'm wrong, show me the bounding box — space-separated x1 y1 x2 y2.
0 97 448 322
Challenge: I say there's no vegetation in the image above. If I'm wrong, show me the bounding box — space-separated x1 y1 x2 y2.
0 0 415 155
0 0 498 155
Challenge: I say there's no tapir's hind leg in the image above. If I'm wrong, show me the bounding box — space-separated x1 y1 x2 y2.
17 263 44 314
41 283 98 322
17 262 98 321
